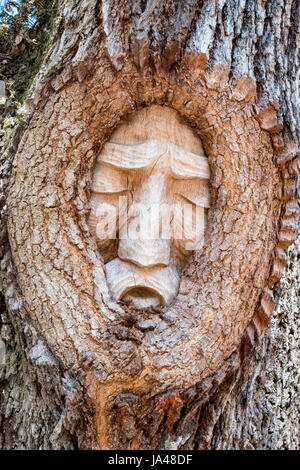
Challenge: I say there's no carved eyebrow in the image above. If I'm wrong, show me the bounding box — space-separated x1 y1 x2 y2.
97 140 210 179
170 144 210 179
98 140 163 169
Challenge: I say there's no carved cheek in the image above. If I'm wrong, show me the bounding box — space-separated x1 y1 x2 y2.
95 202 117 241
178 205 205 251
88 196 120 262
168 198 207 269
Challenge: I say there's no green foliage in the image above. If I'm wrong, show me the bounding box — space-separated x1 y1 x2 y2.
0 0 57 118
0 1 55 47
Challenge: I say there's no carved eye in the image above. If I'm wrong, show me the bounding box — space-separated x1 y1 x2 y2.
174 180 210 208
91 164 128 194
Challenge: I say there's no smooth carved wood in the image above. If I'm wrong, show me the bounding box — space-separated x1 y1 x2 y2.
88 106 210 308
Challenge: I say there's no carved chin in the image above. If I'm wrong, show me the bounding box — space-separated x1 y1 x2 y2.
105 258 180 309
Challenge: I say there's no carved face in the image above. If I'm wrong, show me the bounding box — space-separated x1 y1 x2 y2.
88 107 210 308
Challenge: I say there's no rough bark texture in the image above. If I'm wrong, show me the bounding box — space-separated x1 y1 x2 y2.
0 0 299 449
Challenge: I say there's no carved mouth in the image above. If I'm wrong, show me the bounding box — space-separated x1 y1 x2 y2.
121 286 163 309
105 258 180 308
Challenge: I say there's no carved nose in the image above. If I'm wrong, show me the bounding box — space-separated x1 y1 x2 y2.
118 238 170 268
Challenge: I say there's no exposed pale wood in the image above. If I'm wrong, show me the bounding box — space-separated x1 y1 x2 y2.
88 105 210 308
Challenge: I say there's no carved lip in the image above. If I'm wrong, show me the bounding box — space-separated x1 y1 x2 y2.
122 286 163 308
105 258 180 308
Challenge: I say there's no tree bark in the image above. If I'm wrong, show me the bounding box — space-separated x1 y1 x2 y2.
0 0 299 449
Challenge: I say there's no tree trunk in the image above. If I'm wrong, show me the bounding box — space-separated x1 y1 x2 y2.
0 0 299 450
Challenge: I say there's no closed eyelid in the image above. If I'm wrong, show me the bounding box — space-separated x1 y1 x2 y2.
177 192 210 208
174 179 210 208
91 164 128 193
170 144 210 179
98 140 165 169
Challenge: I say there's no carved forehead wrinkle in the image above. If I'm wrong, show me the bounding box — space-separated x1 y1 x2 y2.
109 104 205 155
97 105 209 176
